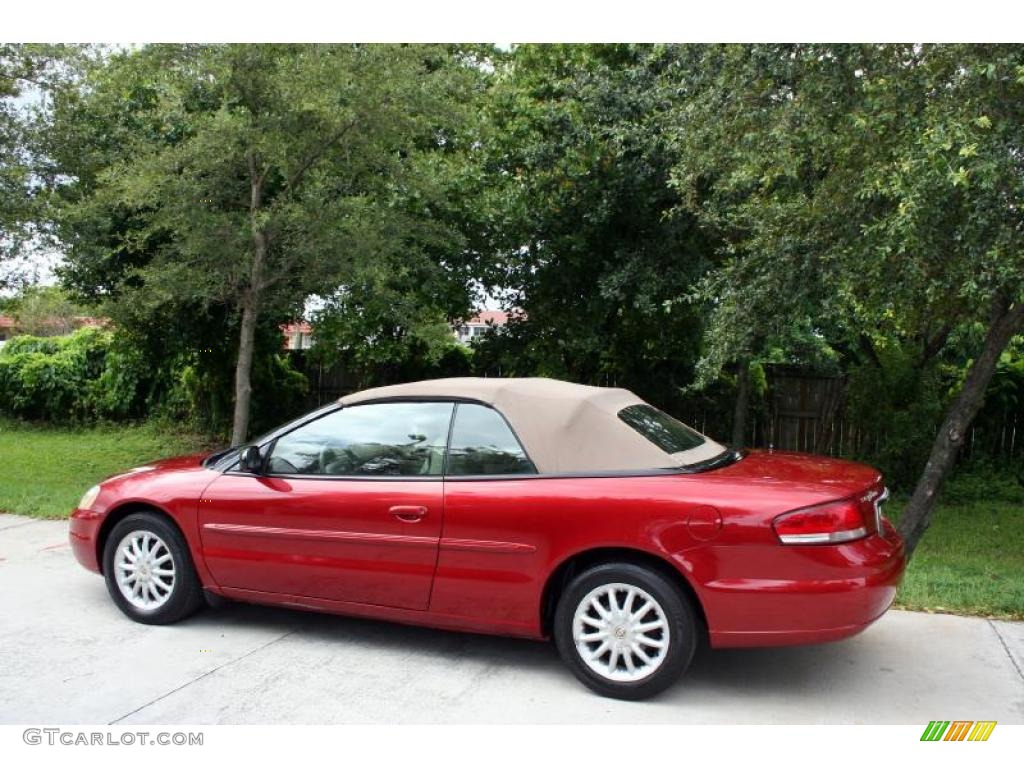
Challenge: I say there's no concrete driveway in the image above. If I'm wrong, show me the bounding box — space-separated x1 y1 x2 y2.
1 513 1022 724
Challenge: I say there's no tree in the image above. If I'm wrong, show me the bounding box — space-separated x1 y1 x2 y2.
0 44 69 288
471 44 716 416
667 44 1024 556
309 45 500 386
46 44 480 443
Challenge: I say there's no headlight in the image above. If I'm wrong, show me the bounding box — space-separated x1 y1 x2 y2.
78 485 101 511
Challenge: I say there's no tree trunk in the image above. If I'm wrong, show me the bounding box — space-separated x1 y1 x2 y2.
230 287 260 446
230 229 267 446
230 152 268 447
898 297 1024 558
731 357 751 448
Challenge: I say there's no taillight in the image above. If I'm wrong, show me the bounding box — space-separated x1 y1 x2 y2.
772 499 869 545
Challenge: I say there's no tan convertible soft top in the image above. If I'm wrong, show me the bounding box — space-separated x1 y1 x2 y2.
339 377 726 473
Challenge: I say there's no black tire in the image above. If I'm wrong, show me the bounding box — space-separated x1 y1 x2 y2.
553 562 698 700
102 512 205 625
203 588 231 609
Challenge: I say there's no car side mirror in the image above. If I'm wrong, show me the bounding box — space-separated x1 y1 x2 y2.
238 445 264 474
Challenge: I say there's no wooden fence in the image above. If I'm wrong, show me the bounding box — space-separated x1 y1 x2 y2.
741 365 1020 462
292 355 1021 463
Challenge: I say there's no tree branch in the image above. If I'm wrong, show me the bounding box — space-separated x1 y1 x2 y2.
858 334 882 369
920 321 954 365
284 120 358 192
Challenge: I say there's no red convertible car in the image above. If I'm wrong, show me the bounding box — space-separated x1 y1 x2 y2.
70 377 904 699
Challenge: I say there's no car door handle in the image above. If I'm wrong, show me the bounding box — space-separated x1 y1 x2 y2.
389 505 428 523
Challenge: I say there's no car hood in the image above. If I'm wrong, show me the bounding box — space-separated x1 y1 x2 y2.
100 452 212 486
146 452 213 472
707 449 882 497
85 452 220 516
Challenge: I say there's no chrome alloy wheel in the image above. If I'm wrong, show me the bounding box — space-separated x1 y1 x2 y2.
572 582 670 682
114 531 176 611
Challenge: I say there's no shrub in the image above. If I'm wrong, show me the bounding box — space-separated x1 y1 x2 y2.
944 461 1024 505
0 328 113 421
0 327 308 433
87 333 158 419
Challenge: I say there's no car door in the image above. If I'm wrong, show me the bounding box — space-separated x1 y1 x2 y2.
198 400 453 610
429 402 547 627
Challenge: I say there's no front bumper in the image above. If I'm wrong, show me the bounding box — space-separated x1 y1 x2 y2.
69 508 103 573
702 519 906 648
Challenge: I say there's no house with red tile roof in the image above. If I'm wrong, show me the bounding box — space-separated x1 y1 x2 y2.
281 321 314 350
453 310 515 344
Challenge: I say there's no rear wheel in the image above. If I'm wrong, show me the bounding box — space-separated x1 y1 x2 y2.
102 512 204 625
554 562 697 700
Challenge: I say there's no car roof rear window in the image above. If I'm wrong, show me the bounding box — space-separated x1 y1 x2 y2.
617 404 706 455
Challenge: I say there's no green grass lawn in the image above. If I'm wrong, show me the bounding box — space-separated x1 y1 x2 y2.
0 418 216 519
888 492 1024 620
0 417 1020 619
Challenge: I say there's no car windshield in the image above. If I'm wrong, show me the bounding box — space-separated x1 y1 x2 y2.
617 404 707 456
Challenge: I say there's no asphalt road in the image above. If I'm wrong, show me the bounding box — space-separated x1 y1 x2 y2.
1 512 1022 724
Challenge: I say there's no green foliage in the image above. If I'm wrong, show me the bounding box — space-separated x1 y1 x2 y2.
309 225 475 382
1 44 90 287
89 333 154 419
245 349 309 435
973 346 1024 435
0 326 306 432
1 45 45 285
0 328 112 419
1 43 1020 494
845 343 949 486
942 462 1024 506
0 327 174 421
148 333 309 437
39 43 488 440
667 44 1024 385
468 44 713 415
1 334 62 356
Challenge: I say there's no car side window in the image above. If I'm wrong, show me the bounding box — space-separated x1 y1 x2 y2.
446 403 536 476
267 402 454 476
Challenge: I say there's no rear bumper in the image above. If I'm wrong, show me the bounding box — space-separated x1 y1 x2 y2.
708 594 897 648
702 521 906 648
69 508 103 573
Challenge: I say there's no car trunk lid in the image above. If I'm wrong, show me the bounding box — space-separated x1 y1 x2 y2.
706 449 883 497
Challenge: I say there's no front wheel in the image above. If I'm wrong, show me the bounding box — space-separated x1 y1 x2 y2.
102 512 205 625
554 562 698 700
